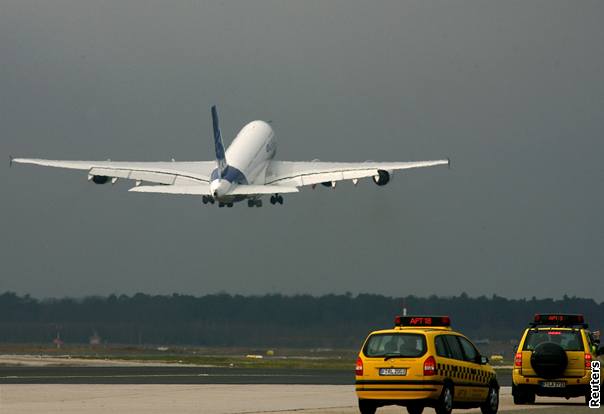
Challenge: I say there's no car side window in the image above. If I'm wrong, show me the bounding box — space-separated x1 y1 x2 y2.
435 335 450 358
458 336 479 363
444 335 464 360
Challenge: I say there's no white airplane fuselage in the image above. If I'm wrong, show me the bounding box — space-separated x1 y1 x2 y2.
210 120 276 202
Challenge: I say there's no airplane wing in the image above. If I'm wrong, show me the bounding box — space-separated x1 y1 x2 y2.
265 159 450 187
129 184 299 195
10 158 216 185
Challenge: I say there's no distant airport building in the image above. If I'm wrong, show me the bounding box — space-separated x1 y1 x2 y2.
89 331 101 346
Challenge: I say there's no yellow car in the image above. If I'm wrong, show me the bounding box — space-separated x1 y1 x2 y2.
355 315 499 414
512 313 603 405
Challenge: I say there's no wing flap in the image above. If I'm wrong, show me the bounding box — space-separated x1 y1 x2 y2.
13 158 215 184
267 160 449 187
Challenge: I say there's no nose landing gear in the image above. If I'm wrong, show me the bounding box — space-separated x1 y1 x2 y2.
270 194 284 205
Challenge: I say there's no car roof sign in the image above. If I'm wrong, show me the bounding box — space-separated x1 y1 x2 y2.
531 313 588 328
395 315 451 328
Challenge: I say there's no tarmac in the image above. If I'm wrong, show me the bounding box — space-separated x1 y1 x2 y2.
0 384 591 414
0 356 592 413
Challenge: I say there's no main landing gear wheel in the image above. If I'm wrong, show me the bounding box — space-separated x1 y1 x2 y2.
270 195 284 205
248 199 263 207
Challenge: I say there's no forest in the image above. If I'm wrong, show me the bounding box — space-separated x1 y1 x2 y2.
0 292 601 348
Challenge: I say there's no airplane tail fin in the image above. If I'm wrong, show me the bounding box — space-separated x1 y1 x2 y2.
211 105 227 174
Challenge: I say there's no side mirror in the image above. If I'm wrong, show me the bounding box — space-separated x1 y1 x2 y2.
480 355 489 365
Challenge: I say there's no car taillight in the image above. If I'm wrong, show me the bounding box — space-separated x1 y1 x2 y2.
355 357 363 376
585 353 592 370
514 352 522 367
423 356 436 376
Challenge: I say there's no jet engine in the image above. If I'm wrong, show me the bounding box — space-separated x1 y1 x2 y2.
372 170 391 186
91 175 109 184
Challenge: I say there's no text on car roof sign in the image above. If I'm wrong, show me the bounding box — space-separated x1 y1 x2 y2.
395 315 451 327
533 314 585 325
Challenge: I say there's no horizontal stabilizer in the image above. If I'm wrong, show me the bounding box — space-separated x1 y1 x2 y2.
129 184 211 195
226 185 299 195
129 184 299 196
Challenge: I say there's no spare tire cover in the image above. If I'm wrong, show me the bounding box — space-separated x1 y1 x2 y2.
530 342 568 379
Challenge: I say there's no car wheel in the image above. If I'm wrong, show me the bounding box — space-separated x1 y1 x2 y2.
435 384 454 414
512 384 534 405
480 385 499 414
358 399 376 414
407 404 424 414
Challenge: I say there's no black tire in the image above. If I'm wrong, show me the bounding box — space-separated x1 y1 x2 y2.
586 388 592 406
512 385 535 405
358 399 376 414
480 385 499 414
407 405 424 414
435 383 454 414
530 342 568 378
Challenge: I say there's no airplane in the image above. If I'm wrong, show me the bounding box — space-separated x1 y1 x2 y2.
10 106 449 208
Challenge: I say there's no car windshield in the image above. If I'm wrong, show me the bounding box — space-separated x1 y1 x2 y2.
364 333 426 358
523 330 584 351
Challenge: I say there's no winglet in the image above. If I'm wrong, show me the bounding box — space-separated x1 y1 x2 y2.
211 105 227 174
447 157 451 169
9 155 13 168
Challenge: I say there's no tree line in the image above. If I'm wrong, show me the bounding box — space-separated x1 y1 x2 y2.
0 292 601 348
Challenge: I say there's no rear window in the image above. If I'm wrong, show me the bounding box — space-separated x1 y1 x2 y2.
523 330 584 351
363 333 427 358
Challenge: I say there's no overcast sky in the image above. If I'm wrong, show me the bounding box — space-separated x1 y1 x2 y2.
1 1 603 300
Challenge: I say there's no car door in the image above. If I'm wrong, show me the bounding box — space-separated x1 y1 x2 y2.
440 335 472 402
457 336 489 402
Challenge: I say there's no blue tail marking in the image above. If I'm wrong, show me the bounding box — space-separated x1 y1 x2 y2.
211 105 227 173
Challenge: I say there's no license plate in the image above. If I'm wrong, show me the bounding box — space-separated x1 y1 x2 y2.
540 381 566 388
379 368 407 376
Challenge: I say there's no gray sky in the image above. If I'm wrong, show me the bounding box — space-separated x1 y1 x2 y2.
2 1 603 300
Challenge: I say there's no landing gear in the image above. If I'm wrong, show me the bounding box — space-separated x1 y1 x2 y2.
270 194 284 205
202 196 215 205
247 199 263 208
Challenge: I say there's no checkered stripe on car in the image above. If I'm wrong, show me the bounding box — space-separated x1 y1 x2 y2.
436 363 494 384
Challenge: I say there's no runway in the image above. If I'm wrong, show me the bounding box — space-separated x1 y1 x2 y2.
0 365 352 384
0 384 588 414
0 366 513 386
